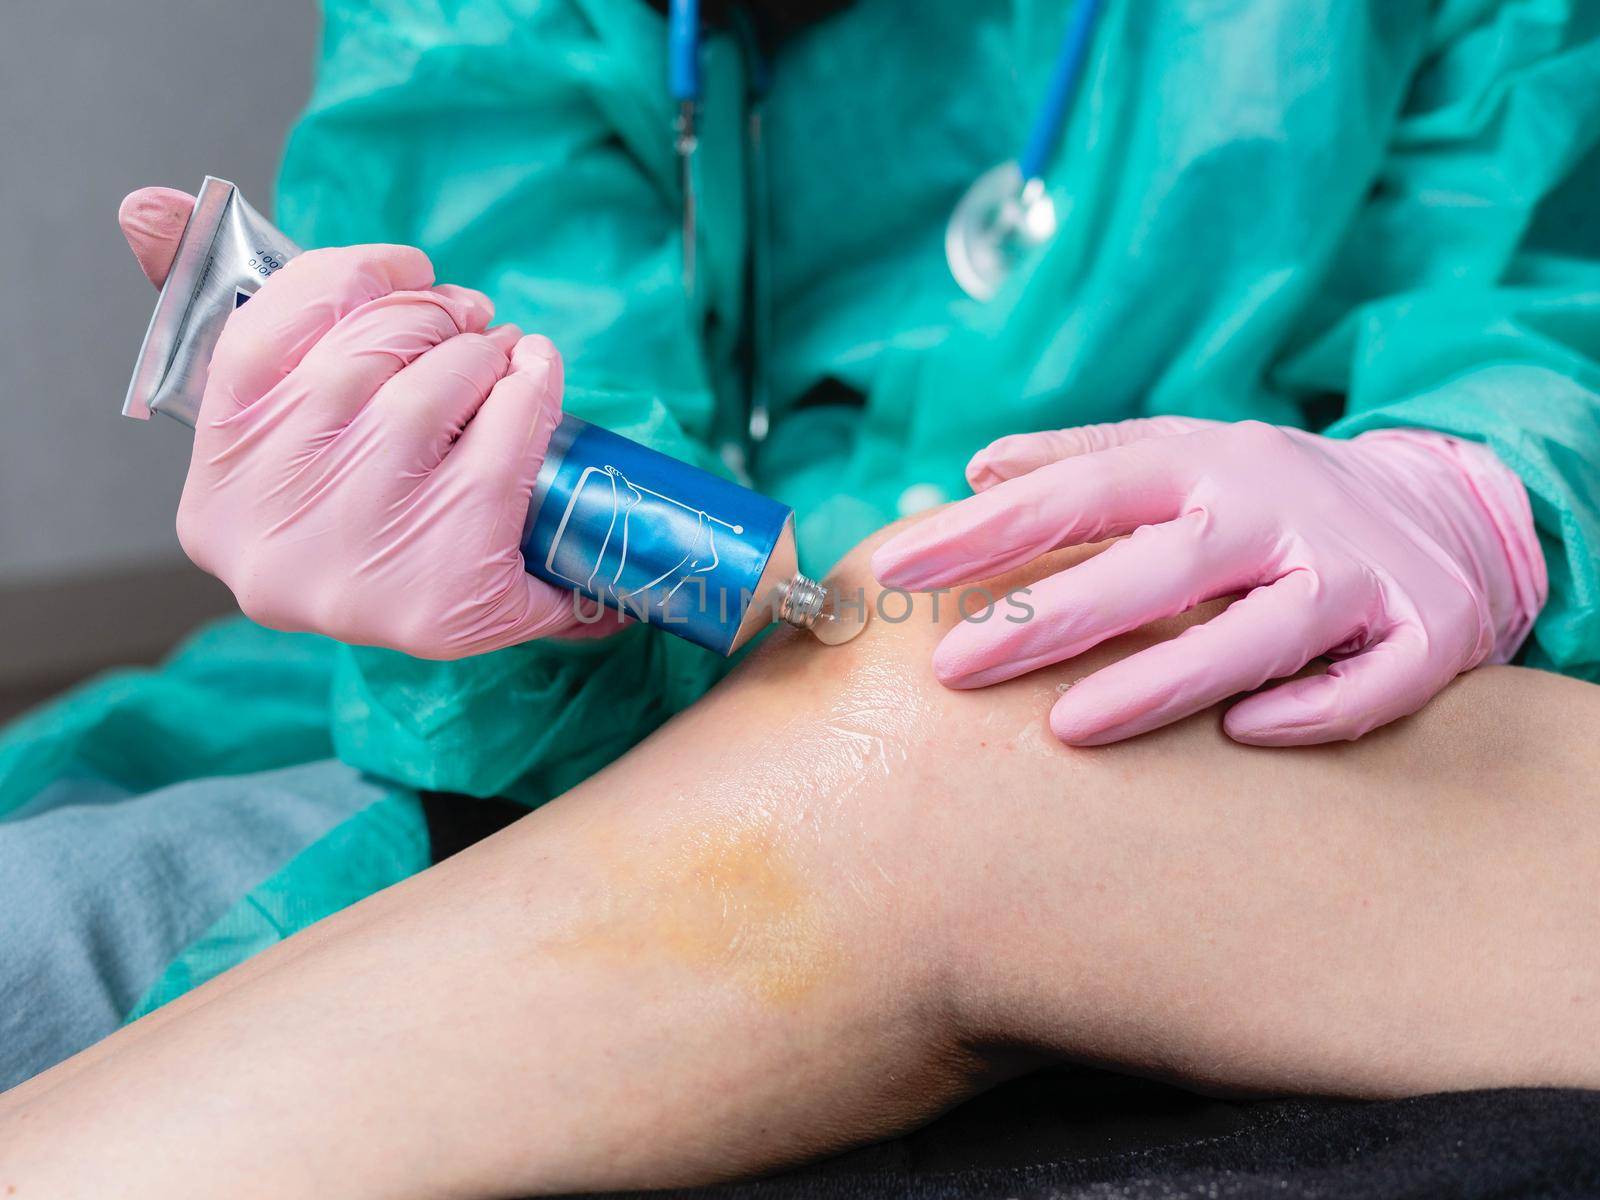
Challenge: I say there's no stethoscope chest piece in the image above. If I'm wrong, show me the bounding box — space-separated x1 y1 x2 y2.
946 161 1058 303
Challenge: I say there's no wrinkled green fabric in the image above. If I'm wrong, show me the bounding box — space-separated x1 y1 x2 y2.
274 0 1600 800
3 0 1600 1034
0 619 338 820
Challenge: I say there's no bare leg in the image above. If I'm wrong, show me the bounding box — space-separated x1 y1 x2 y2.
4 529 1598 1198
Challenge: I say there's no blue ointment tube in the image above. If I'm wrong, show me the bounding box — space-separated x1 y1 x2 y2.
122 177 828 656
525 418 824 654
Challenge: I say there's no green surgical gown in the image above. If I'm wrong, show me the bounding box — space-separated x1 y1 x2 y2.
4 0 1599 1018
278 0 1600 802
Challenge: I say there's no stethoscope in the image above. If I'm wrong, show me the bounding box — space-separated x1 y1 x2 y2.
945 0 1106 301
668 0 1106 448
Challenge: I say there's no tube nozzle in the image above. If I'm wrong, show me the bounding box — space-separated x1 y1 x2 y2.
779 574 828 629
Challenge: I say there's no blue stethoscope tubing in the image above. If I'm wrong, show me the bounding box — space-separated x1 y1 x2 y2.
669 0 701 103
665 0 1108 443
1019 0 1105 184
667 0 774 468
946 0 1107 300
671 0 1106 303
671 0 701 292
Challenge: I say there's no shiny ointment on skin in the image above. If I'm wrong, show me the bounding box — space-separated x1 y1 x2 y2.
539 570 936 1006
809 591 870 646
531 540 1102 1008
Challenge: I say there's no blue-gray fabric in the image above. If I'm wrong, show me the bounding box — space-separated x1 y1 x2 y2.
0 760 389 1088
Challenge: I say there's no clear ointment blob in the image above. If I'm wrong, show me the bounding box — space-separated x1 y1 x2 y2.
809 594 870 647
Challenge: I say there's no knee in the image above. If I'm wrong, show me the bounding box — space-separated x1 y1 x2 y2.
802 512 1074 656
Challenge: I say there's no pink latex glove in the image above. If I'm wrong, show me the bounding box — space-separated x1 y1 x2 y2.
120 187 586 658
872 417 1548 747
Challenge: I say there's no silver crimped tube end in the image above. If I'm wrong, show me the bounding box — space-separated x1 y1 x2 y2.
779 574 829 630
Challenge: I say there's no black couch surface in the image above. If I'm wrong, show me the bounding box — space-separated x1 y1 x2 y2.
585 1069 1600 1200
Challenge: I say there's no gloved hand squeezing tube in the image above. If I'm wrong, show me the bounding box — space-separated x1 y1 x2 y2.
872 416 1547 748
120 180 838 660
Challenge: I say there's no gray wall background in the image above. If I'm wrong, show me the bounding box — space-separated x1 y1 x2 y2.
0 2 318 688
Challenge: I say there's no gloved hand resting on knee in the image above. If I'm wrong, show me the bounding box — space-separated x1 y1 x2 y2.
873 415 1547 747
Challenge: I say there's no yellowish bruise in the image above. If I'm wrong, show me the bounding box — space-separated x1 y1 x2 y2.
545 817 840 1006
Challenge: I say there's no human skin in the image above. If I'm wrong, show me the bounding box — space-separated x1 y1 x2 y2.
3 526 1598 1198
